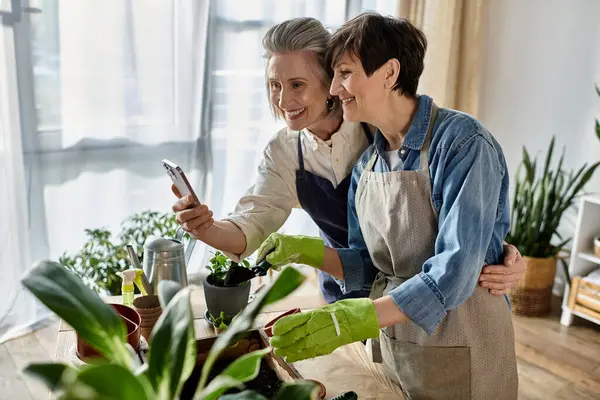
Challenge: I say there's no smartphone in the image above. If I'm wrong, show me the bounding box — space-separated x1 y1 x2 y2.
161 159 201 207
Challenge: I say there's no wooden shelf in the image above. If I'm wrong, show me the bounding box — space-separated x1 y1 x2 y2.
561 196 600 327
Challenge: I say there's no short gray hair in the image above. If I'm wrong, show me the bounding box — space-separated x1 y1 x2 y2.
262 17 340 118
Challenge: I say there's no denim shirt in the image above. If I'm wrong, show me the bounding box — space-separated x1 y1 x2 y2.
337 95 510 334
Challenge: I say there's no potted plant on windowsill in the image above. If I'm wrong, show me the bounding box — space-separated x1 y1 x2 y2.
506 133 600 316
203 251 252 320
21 260 319 399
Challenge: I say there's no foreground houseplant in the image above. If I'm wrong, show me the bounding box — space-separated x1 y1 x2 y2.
21 260 318 399
59 210 184 295
506 132 600 316
204 251 252 320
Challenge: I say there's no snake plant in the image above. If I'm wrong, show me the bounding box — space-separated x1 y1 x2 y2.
506 136 600 259
507 85 600 261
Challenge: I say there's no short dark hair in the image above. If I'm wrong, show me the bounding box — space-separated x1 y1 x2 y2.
328 12 427 96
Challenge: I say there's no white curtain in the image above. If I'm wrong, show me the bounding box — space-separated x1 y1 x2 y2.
1 0 397 341
0 12 39 342
1 0 211 342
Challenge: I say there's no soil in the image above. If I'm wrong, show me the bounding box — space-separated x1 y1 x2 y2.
180 359 283 399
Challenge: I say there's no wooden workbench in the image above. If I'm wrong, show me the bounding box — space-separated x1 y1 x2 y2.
54 277 404 399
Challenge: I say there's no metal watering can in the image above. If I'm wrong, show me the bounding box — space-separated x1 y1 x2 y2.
125 227 196 295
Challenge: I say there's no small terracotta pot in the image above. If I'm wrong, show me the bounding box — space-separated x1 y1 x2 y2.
133 295 162 340
76 303 141 361
306 379 326 399
263 308 301 337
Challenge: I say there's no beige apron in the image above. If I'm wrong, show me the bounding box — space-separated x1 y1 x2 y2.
355 104 518 399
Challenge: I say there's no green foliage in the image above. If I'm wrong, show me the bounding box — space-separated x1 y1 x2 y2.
22 260 131 367
206 251 251 287
506 89 600 259
21 261 317 399
209 311 233 331
59 210 184 295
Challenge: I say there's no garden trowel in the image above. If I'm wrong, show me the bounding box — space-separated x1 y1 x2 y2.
223 256 273 287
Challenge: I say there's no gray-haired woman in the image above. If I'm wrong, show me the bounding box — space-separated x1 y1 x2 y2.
171 17 525 303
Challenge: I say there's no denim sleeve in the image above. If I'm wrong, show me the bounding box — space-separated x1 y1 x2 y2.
389 135 504 334
335 153 377 294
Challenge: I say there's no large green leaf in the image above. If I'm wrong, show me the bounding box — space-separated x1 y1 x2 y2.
194 375 244 400
193 349 270 399
541 136 555 180
219 391 268 400
158 280 182 309
197 267 306 390
61 364 154 400
272 381 318 400
21 261 131 367
146 284 196 399
23 363 74 391
221 348 271 382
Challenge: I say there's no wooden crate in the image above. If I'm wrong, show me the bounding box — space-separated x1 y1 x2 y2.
567 276 600 321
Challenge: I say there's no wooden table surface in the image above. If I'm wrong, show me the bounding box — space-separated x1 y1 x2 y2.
54 277 404 399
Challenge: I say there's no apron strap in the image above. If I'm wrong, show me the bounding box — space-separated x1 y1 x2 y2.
296 133 305 171
365 148 379 172
419 103 439 170
361 122 374 145
364 102 439 173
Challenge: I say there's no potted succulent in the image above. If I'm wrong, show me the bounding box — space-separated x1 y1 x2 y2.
506 131 600 316
203 251 252 320
21 260 319 399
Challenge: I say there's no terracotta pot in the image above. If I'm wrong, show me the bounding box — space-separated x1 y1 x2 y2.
306 379 326 399
76 303 141 361
263 308 301 337
133 295 162 340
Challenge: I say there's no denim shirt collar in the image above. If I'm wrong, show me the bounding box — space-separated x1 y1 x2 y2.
373 94 434 155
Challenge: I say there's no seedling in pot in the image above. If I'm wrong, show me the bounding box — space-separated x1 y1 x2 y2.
208 311 233 334
206 251 252 287
206 250 273 287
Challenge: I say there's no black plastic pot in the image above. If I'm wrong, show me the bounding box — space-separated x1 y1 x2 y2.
203 275 251 319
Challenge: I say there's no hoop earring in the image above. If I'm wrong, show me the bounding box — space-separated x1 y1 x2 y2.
326 97 335 110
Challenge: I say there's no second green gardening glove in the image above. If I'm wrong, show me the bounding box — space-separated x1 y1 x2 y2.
270 298 380 362
256 233 324 270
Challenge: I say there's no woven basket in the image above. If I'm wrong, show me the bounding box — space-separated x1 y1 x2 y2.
508 255 556 316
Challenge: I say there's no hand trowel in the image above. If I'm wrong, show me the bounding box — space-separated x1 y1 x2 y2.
223 254 273 287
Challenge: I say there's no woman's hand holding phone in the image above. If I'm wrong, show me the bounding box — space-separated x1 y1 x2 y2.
171 184 215 239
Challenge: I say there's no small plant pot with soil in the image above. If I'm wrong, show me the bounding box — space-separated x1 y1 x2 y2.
203 251 252 319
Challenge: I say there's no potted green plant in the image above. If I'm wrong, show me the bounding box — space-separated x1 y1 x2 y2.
21 260 319 399
208 311 233 334
203 251 252 321
59 210 185 295
506 132 600 316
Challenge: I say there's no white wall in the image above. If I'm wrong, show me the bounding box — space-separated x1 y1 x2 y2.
479 0 600 290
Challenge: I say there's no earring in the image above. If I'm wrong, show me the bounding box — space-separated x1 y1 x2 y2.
326 97 334 110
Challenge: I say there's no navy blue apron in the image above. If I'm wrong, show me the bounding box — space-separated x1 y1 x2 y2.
296 123 373 303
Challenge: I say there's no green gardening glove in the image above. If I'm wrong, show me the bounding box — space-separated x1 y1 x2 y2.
256 233 324 270
270 298 380 362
